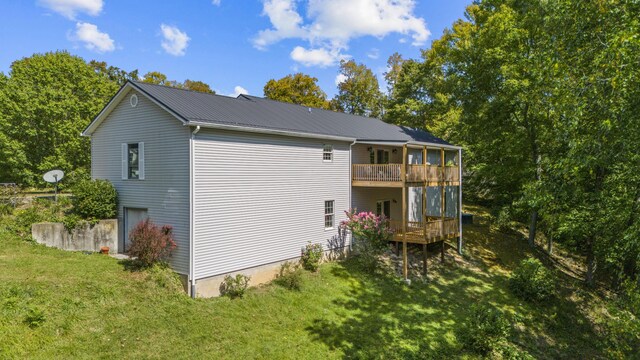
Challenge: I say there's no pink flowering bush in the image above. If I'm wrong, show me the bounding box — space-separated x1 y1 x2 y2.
340 209 392 268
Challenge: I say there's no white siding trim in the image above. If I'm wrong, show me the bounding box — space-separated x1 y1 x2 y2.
121 143 127 180
138 142 145 180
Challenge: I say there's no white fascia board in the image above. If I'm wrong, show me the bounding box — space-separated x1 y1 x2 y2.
186 121 356 142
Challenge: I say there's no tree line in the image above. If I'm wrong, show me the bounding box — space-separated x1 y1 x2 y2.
1 0 638 290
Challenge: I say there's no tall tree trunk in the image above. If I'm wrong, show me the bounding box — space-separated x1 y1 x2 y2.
585 238 596 287
528 210 537 247
547 233 552 255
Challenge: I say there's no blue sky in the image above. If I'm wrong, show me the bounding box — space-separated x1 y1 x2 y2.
1 0 470 97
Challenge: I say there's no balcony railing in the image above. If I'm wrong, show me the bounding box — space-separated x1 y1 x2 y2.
388 218 459 243
352 164 401 182
352 164 459 184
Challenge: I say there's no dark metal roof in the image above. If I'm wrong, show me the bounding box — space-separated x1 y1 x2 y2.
130 81 453 145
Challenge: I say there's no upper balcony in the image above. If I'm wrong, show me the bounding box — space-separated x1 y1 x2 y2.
352 163 460 187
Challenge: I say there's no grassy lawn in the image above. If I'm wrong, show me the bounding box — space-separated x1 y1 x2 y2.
0 206 620 359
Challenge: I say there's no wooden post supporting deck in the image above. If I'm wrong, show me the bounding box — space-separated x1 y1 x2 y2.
440 148 445 239
402 145 408 280
423 244 428 275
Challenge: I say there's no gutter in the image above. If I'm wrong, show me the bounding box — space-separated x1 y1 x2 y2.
189 125 200 298
186 121 356 143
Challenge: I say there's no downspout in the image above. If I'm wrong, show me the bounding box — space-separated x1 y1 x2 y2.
189 125 200 298
458 148 463 255
348 140 357 251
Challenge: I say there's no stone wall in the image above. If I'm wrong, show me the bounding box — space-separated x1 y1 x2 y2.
32 219 118 253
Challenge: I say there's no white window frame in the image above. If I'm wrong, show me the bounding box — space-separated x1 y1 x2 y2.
122 142 145 180
324 200 335 230
323 144 333 162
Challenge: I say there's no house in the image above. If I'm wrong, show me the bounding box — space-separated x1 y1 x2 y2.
82 81 462 297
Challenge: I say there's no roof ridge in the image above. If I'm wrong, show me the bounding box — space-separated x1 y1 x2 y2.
131 80 237 100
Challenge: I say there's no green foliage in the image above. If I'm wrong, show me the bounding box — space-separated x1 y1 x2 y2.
509 258 555 302
220 274 250 299
61 213 85 232
23 307 46 328
72 179 118 220
141 71 214 93
263 73 329 109
332 60 383 117
89 60 139 87
9 198 68 237
0 184 20 215
274 261 303 291
300 242 323 272
0 51 119 186
127 219 177 267
456 303 511 356
385 0 640 287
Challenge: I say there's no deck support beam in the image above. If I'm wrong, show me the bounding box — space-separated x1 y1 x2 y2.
423 244 428 275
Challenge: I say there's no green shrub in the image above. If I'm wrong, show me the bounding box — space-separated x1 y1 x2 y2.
340 209 392 271
72 179 118 220
509 257 555 301
24 307 46 328
274 262 303 290
301 242 324 272
456 303 511 356
11 207 48 237
220 274 250 298
127 219 177 267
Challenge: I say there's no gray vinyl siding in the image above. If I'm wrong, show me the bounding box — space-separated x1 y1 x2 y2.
192 128 350 279
352 187 403 220
90 89 191 274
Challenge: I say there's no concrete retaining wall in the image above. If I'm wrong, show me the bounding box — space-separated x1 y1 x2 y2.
32 219 118 253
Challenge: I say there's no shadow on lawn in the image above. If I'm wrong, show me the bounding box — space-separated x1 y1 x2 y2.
306 214 606 359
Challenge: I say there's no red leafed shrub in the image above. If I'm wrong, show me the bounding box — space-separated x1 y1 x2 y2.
127 219 177 267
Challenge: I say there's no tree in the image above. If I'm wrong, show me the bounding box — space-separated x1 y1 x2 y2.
383 52 405 94
386 0 640 287
263 73 329 109
142 72 214 94
183 79 214 94
332 60 383 118
0 51 118 186
142 71 169 86
89 60 139 86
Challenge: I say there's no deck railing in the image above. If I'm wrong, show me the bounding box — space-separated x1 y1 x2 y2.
388 218 459 242
353 164 459 183
352 164 401 182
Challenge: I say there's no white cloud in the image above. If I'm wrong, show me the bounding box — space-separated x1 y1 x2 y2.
211 0 221 5
160 24 190 56
335 73 347 86
71 22 115 53
38 0 103 19
253 0 430 66
290 46 344 67
230 86 249 97
367 48 380 59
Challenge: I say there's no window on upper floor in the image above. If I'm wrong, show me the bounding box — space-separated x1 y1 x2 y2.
122 142 145 180
323 144 333 162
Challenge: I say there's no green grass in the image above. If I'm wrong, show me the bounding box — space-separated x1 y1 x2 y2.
0 206 624 359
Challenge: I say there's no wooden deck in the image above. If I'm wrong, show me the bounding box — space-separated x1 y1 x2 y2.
388 218 459 244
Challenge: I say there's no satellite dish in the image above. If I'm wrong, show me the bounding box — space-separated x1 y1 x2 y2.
43 170 64 202
43 169 64 183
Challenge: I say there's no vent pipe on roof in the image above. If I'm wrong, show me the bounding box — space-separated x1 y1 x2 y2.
308 108 312 113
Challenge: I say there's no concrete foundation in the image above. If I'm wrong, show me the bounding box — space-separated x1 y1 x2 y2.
32 219 118 253
194 247 349 298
